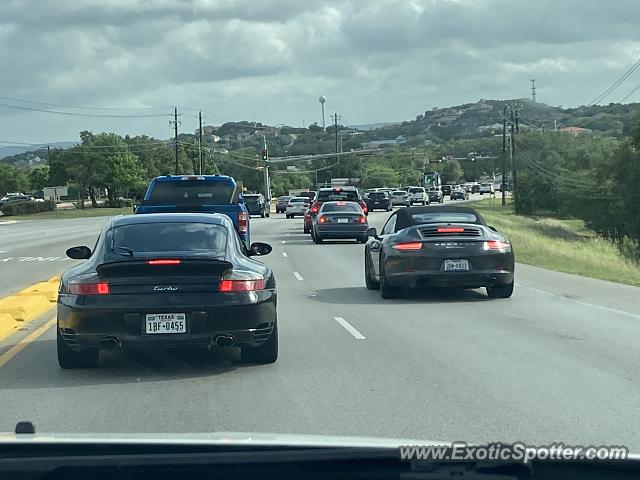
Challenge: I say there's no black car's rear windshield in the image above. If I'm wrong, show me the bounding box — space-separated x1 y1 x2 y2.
316 189 359 202
321 202 362 213
369 192 386 199
243 196 260 204
111 222 228 255
411 212 480 224
148 180 235 204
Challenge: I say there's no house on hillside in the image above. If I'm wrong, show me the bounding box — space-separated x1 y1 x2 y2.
559 126 592 136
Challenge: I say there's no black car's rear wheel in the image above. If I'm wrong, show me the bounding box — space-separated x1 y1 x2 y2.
57 329 98 369
379 260 400 299
364 252 379 290
313 233 323 244
260 210 266 218
241 324 278 364
486 281 514 299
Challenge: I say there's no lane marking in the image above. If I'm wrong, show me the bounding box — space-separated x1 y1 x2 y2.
282 240 286 244
515 283 640 320
0 317 56 369
0 251 6 254
334 317 366 340
282 252 288 257
0 221 18 226
293 271 304 281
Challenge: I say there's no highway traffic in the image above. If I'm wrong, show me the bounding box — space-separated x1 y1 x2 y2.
1 196 640 449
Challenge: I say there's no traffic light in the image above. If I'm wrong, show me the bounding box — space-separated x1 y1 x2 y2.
261 149 268 161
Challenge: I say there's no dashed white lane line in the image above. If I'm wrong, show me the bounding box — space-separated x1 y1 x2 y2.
334 317 366 340
516 283 640 320
282 252 288 257
282 240 286 244
293 271 304 281
0 221 17 226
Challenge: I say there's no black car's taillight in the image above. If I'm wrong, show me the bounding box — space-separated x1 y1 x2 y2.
219 270 266 292
483 240 511 252
67 277 110 295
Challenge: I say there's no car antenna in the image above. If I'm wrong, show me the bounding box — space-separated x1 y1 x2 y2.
15 421 36 434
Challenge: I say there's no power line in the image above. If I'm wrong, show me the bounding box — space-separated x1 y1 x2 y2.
619 81 640 103
589 57 640 105
0 95 167 111
0 102 169 118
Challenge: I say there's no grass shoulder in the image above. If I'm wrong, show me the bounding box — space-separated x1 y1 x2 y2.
7 207 132 221
469 198 640 286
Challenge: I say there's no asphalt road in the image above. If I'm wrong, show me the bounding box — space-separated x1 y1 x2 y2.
1 200 640 449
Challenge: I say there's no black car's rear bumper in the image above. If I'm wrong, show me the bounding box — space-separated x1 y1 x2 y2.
366 202 391 210
383 251 514 288
386 270 513 288
57 290 277 350
315 224 369 239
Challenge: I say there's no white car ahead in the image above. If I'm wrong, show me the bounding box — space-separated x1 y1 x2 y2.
286 197 309 218
408 187 428 205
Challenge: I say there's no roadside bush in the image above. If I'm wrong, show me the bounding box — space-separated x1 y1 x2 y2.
105 198 134 208
1 200 56 216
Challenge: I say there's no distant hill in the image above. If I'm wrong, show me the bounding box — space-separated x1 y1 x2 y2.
0 141 76 162
374 99 640 142
348 122 401 131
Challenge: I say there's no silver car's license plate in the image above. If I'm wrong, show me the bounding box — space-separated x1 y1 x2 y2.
337 218 349 223
443 259 469 272
145 313 186 334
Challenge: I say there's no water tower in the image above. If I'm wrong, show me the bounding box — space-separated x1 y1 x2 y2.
319 95 326 129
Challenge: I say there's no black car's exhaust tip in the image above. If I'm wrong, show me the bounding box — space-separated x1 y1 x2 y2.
99 337 122 350
214 335 236 348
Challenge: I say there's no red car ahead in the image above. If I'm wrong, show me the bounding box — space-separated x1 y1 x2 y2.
304 209 312 234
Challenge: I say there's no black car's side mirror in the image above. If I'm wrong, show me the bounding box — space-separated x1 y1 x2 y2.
66 246 92 259
366 227 380 240
488 226 497 232
249 242 272 256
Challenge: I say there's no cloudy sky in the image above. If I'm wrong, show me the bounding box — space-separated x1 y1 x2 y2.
1 0 639 143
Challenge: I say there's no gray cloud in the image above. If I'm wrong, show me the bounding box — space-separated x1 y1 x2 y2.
1 0 639 142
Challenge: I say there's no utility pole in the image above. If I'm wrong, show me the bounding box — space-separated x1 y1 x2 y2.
331 113 341 175
262 134 271 203
170 107 180 174
510 106 518 214
46 145 51 164
531 79 536 103
198 111 203 174
501 106 507 206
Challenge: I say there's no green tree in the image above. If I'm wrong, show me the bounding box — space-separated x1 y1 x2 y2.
0 164 29 195
29 166 50 191
440 159 463 183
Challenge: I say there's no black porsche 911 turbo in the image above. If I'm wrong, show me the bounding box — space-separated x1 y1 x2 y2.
364 206 514 299
57 213 277 368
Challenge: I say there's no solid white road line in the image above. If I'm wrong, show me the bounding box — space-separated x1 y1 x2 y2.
282 252 288 257
282 240 286 244
515 283 640 319
333 316 366 340
293 271 304 281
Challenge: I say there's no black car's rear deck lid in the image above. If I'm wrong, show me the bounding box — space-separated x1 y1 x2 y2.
419 226 482 237
97 259 233 277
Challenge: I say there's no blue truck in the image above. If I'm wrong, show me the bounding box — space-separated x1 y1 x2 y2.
134 175 251 247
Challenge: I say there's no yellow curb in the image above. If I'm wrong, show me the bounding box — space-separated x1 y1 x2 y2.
47 276 60 283
17 281 59 302
0 313 19 340
0 294 51 322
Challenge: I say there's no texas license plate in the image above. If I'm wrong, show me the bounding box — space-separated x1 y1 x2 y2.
444 259 469 272
337 218 349 223
145 313 186 334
